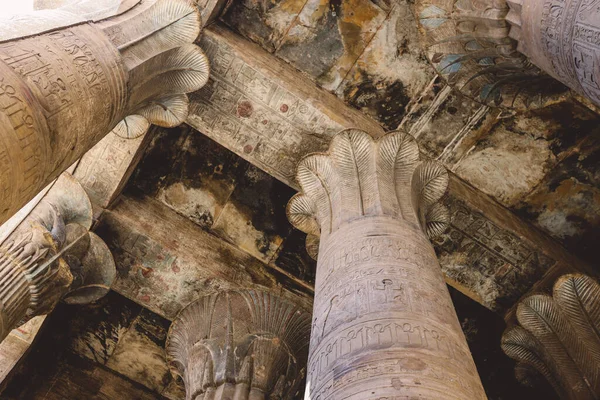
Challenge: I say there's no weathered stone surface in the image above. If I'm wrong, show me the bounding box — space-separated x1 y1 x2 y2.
502 274 600 399
95 194 313 320
0 173 116 343
0 316 46 390
454 120 557 207
1 302 167 399
166 290 311 400
106 309 172 393
221 0 308 52
59 291 138 365
437 195 555 310
188 24 384 186
73 129 153 209
131 125 317 289
276 0 388 91
415 0 567 109
507 0 600 106
211 165 295 263
512 101 600 266
222 1 434 128
185 24 596 312
287 129 486 399
0 0 208 226
337 1 435 129
401 82 501 166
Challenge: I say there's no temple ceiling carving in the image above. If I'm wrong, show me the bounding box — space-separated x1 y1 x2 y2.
1 1 600 399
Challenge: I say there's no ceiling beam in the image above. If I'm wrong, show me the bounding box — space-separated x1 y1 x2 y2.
185 24 594 312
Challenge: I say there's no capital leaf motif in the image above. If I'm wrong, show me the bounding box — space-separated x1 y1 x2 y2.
502 274 600 399
287 129 450 259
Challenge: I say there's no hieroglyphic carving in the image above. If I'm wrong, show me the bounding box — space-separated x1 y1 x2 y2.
434 196 557 310
507 0 600 106
0 173 116 343
502 274 600 400
187 29 365 185
287 129 486 399
73 130 150 208
0 0 209 226
166 289 311 400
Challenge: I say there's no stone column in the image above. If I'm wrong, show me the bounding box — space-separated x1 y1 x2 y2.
286 129 486 399
0 0 209 225
166 289 312 400
506 0 600 105
502 273 600 400
0 173 116 342
415 0 568 109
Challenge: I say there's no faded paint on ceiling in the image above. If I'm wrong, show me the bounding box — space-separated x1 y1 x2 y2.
219 0 600 269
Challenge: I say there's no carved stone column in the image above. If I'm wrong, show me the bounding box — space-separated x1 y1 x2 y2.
505 0 600 105
166 290 311 400
0 173 116 342
502 273 600 400
415 0 567 109
416 0 600 108
286 129 486 399
0 0 209 225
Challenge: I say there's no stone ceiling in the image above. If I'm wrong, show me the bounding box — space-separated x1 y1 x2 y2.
220 0 600 269
2 1 599 399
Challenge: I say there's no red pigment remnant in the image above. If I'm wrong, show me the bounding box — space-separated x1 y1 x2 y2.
172 263 180 273
280 104 289 113
140 294 151 302
244 144 253 154
237 100 253 118
262 119 268 125
141 267 153 277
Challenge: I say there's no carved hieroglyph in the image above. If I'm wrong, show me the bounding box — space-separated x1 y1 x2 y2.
506 0 600 106
0 0 209 225
0 173 116 342
286 129 486 399
415 0 567 109
166 290 311 400
502 274 600 400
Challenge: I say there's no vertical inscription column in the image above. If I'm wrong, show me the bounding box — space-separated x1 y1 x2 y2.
507 0 600 105
287 129 487 399
0 0 209 225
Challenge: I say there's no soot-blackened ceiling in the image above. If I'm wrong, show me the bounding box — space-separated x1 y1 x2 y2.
221 0 600 268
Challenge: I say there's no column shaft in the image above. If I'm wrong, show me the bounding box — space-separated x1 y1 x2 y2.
0 24 126 223
309 217 484 399
508 0 600 105
0 0 209 225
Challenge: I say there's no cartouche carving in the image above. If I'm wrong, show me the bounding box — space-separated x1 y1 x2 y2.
0 173 116 342
166 289 311 400
502 273 600 400
287 129 486 399
0 0 209 226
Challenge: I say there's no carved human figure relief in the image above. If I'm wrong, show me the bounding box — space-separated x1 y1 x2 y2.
0 173 116 342
502 273 600 400
287 129 487 399
166 289 311 400
0 0 209 226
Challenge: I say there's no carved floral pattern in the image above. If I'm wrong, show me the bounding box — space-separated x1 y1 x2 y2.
166 289 311 400
502 273 600 400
